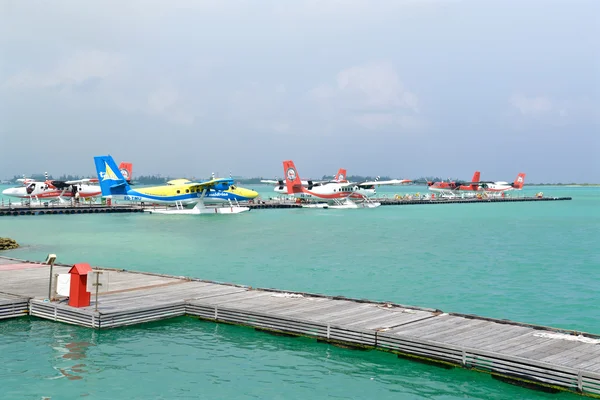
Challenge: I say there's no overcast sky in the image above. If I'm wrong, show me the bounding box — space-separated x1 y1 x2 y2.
1 0 598 182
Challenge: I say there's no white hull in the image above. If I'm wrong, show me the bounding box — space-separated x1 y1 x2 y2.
329 201 381 209
145 202 250 215
301 199 381 209
301 203 329 208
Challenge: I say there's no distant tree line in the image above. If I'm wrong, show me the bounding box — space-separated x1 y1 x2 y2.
6 174 598 186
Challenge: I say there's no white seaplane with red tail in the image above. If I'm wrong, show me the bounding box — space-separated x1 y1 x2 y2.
427 171 526 197
281 160 384 209
266 167 411 200
2 162 133 204
261 168 347 192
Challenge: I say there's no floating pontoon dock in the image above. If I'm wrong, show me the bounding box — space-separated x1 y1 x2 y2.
249 196 572 209
0 196 572 215
0 256 597 397
0 204 144 216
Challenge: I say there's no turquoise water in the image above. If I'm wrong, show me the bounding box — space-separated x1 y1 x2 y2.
1 184 598 399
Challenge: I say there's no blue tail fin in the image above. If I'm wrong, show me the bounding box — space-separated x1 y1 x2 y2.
94 155 130 196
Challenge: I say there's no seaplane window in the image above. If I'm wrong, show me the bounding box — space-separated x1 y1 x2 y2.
230 185 236 190
185 189 189 193
177 190 180 194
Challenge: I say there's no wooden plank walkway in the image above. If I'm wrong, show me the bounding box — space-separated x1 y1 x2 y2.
0 256 598 397
0 204 144 217
0 196 572 215
248 196 572 209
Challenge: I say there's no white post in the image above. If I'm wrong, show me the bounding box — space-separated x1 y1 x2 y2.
45 254 57 301
93 271 102 312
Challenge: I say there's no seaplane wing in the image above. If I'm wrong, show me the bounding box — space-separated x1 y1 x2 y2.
262 178 326 185
360 179 411 186
64 178 94 185
186 178 234 191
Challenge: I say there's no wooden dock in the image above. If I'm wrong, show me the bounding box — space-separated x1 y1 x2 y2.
0 196 572 215
248 196 572 209
0 256 598 397
0 204 144 216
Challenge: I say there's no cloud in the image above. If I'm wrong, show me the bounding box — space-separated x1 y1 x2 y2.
510 94 553 116
228 82 292 134
336 62 419 111
2 51 199 126
4 50 123 90
354 113 423 131
272 0 454 21
146 86 195 126
310 61 422 130
508 94 600 125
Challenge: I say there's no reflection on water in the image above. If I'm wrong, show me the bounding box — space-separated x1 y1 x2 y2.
51 332 96 381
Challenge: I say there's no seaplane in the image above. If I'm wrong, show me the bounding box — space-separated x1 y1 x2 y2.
261 169 346 191
265 168 410 199
2 163 133 204
93 155 258 214
427 172 526 197
281 160 383 209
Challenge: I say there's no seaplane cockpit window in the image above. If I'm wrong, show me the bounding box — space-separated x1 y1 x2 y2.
230 185 236 190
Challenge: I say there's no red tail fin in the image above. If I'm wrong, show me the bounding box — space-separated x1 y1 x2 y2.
283 160 303 194
513 173 526 189
118 162 133 182
470 171 481 189
335 168 347 183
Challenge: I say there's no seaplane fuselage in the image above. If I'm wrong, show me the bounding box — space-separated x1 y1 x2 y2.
109 185 258 205
274 183 375 199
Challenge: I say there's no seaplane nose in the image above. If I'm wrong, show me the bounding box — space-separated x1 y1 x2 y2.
245 189 259 199
2 188 17 196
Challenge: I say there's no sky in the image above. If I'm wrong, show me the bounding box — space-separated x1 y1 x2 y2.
1 0 599 183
